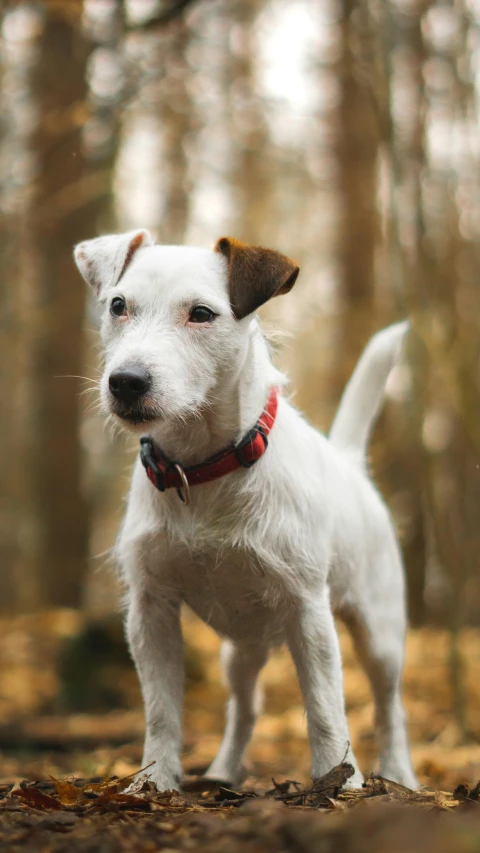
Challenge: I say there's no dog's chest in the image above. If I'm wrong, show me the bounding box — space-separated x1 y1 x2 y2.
170 547 289 644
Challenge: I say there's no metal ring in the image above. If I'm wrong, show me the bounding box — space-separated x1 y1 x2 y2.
173 463 190 505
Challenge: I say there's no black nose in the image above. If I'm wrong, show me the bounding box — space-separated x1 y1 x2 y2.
109 366 151 405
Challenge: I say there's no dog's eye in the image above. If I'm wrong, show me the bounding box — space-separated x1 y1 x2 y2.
189 306 216 324
110 296 127 317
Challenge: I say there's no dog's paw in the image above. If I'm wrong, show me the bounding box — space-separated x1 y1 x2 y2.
125 765 182 795
203 762 248 789
377 766 419 791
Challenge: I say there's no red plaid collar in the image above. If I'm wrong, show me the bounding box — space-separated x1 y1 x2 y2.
139 387 279 504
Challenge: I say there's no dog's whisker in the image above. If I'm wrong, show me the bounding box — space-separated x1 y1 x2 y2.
80 399 102 415
84 401 104 416
78 386 100 398
55 374 101 386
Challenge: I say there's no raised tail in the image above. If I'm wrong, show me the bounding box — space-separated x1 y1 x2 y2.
329 321 409 461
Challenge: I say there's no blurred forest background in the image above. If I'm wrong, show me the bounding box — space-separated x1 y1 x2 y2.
1 0 480 790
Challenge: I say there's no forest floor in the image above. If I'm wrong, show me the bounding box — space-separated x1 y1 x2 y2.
1 610 480 851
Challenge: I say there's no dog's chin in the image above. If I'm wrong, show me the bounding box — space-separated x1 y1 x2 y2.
111 407 162 432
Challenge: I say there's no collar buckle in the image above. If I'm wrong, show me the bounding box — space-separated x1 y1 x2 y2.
235 424 268 469
140 436 166 491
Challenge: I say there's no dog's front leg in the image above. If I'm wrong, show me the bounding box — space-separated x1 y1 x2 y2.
126 591 184 791
286 590 363 787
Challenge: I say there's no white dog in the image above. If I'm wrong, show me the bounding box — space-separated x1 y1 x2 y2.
74 230 418 791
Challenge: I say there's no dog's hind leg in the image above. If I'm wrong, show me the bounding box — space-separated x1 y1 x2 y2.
204 640 268 785
340 592 418 790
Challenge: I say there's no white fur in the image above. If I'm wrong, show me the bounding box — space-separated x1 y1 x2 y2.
74 231 418 791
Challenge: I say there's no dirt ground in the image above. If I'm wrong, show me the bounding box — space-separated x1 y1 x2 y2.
1 610 480 851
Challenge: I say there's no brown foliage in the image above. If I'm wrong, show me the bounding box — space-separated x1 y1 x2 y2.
3 763 480 853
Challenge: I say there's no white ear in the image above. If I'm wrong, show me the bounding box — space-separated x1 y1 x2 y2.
74 229 154 296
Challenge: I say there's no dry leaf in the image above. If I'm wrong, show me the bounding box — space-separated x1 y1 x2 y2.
12 786 63 811
50 777 84 806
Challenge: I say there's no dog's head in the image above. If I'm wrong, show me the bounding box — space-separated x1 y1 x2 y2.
74 230 299 431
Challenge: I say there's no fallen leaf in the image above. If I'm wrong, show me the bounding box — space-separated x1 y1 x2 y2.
312 761 356 797
12 786 63 811
91 792 152 810
50 777 84 806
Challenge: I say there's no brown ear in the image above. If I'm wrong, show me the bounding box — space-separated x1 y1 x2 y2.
215 237 299 319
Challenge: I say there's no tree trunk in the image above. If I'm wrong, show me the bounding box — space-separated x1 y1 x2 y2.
25 7 92 607
331 0 379 406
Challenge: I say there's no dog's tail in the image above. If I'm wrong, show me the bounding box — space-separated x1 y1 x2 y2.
329 321 409 462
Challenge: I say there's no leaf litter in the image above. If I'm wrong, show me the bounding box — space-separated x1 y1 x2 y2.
3 762 480 852
3 613 480 849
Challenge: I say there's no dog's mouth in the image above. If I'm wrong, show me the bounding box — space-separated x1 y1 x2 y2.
110 402 162 426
